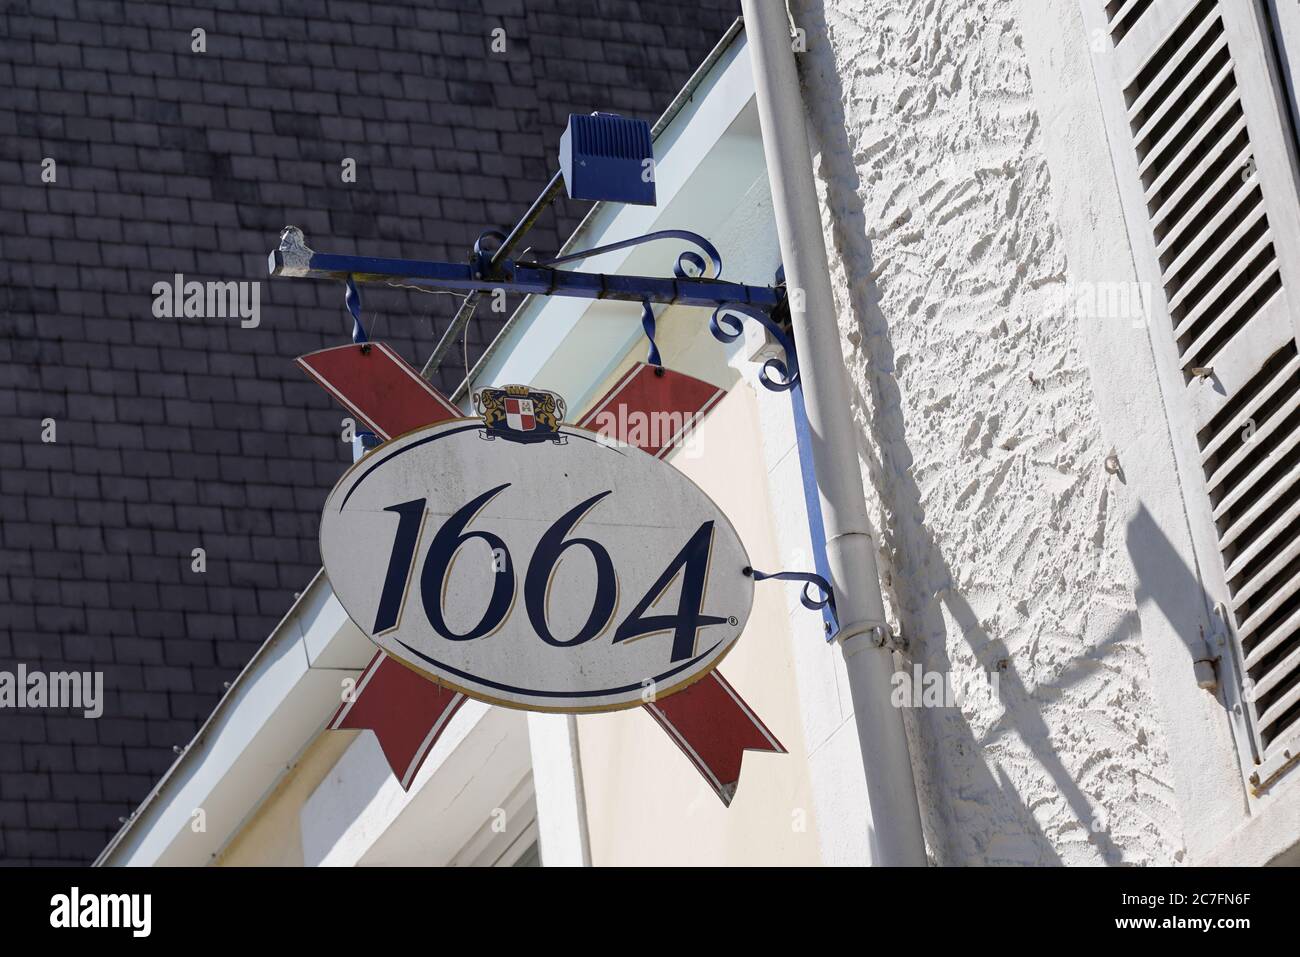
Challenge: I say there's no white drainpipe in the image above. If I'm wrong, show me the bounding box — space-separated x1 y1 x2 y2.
741 0 928 866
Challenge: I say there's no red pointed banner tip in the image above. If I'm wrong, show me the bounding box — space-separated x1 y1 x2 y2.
330 652 467 790
296 341 461 441
644 672 785 806
577 363 780 805
579 362 725 459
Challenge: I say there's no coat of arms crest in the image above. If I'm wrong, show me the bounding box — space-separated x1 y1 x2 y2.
472 385 568 445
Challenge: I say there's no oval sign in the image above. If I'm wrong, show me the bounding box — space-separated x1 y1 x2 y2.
320 418 753 712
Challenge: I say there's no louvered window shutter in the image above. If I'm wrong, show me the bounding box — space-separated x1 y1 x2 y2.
1083 0 1300 793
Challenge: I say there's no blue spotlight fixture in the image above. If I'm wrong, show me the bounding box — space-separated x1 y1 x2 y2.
558 112 657 206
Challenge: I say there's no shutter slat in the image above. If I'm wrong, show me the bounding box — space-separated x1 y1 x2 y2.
1155 142 1252 257
1251 642 1300 699
1177 260 1281 368
1214 465 1300 557
1231 531 1300 608
1203 372 1300 493
1127 8 1222 120
1111 0 1206 82
1211 458 1300 527
1132 42 1233 164
1171 231 1275 341
1199 353 1299 462
1167 196 1265 313
1139 78 1240 181
1244 605 1300 669
1186 306 1295 430
1144 104 1244 212
1161 172 1261 281
1234 550 1300 638
1146 91 1244 227
1110 0 1149 39
1256 679 1300 732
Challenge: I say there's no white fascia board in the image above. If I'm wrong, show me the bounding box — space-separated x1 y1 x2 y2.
300 700 531 866
96 571 374 866
526 712 590 867
469 33 761 416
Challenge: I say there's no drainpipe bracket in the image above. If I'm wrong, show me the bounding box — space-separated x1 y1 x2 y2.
1192 656 1220 691
840 622 905 654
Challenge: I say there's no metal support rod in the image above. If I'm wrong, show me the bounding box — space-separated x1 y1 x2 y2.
419 171 567 379
268 239 783 310
742 0 928 866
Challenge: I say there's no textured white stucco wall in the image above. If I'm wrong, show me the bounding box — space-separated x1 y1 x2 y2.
792 0 1187 864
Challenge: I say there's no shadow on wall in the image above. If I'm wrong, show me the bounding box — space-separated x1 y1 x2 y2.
1125 504 1217 669
791 0 1215 865
1124 504 1251 797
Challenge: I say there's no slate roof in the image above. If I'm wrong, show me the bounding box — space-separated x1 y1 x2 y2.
0 0 739 865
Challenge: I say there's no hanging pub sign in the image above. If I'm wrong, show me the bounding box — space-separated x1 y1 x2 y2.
319 389 752 713
298 342 785 803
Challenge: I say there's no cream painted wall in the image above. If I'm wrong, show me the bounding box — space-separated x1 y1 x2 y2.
573 295 823 865
216 729 357 866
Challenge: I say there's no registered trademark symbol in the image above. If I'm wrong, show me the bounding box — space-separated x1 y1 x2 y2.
728 616 738 626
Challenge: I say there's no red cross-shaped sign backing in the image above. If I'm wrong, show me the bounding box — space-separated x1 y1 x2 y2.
299 342 784 805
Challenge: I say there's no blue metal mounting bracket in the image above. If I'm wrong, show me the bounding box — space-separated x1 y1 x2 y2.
269 226 798 392
269 226 784 312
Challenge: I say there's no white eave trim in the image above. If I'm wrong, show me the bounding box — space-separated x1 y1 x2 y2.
95 571 373 866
